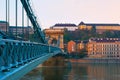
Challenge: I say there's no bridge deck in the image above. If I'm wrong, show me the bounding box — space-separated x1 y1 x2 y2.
0 53 58 80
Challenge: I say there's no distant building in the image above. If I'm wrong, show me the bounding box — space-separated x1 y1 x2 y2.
67 40 76 53
9 26 34 35
78 21 120 34
87 38 120 58
78 21 92 30
50 23 77 31
67 40 88 54
50 21 120 33
0 21 9 33
76 40 88 53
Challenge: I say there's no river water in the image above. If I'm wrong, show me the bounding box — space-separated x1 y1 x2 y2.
20 63 120 80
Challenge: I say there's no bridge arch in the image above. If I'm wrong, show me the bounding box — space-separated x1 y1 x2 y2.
44 29 64 50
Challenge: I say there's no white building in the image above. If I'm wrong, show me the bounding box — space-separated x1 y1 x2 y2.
50 23 77 31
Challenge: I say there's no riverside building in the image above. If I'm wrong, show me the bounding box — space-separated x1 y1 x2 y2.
87 38 120 58
67 40 76 53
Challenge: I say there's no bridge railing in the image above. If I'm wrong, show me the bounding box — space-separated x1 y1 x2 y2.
0 39 62 72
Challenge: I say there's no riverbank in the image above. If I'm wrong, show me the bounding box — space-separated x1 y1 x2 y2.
42 56 66 66
69 58 120 63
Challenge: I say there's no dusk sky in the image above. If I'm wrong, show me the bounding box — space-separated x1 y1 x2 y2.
0 0 120 29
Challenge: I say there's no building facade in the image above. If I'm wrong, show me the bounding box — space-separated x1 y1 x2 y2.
76 41 87 53
78 21 120 34
0 21 9 33
67 40 76 53
50 23 77 31
50 21 120 33
78 22 92 30
87 38 120 58
67 40 88 54
9 26 34 35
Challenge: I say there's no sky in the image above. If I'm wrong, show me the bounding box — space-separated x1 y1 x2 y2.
0 0 120 29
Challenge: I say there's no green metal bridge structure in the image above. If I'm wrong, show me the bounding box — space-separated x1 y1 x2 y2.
0 0 63 79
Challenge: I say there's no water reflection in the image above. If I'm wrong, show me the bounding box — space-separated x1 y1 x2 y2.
21 63 120 80
42 67 70 80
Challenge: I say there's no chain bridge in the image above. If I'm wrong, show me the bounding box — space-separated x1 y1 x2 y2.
0 0 63 80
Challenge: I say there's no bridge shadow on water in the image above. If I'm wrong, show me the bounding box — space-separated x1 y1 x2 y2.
20 58 120 80
42 55 66 67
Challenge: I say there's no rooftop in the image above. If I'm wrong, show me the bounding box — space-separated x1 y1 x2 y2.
79 21 120 26
90 38 120 42
70 40 89 44
54 23 77 27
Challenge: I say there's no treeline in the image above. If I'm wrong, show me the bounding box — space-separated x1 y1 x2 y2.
64 28 120 43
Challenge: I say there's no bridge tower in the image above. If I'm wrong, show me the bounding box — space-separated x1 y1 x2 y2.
44 29 64 50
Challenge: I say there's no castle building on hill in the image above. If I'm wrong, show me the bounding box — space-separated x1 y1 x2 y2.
50 23 77 31
78 21 120 34
50 21 120 34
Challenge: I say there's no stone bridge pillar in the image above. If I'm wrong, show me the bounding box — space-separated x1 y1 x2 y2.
44 29 64 50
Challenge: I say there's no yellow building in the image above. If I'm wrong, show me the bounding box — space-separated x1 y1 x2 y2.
78 21 120 34
96 25 120 34
76 41 87 53
78 22 92 30
87 38 120 58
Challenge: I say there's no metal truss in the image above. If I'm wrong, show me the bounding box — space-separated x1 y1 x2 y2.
0 39 61 72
